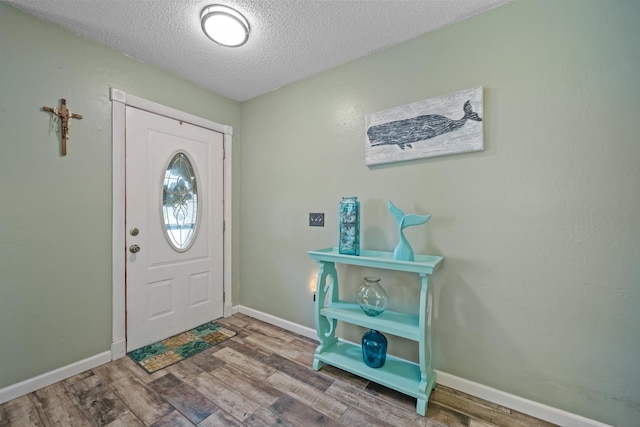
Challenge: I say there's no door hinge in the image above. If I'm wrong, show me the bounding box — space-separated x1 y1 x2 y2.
223 291 226 302
223 220 226 232
223 147 226 160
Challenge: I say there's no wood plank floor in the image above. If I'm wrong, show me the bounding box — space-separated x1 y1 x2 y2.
0 314 558 427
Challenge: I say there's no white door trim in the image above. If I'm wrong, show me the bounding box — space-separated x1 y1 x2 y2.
110 88 233 360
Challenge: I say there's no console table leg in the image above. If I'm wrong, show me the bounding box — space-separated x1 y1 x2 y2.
314 261 339 358
312 358 324 371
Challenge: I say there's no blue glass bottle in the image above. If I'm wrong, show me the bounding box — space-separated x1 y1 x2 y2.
339 196 360 256
362 329 387 368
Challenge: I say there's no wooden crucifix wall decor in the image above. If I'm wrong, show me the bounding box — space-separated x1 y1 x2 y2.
42 98 83 156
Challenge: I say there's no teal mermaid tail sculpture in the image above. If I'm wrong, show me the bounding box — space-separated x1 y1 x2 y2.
388 201 431 261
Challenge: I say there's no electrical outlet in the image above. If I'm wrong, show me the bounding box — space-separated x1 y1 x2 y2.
309 213 324 227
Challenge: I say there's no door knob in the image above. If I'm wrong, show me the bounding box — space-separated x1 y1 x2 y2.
129 244 141 254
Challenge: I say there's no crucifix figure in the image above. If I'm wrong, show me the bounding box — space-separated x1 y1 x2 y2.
43 98 83 156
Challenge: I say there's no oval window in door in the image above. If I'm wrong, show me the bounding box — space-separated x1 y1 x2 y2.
162 152 199 251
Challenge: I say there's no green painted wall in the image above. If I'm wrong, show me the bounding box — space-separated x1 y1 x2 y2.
239 1 640 425
0 4 241 388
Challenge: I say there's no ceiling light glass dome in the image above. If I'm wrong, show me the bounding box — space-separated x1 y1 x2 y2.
201 5 250 47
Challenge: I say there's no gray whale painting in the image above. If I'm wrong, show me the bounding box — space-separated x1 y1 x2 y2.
368 100 482 149
365 86 483 166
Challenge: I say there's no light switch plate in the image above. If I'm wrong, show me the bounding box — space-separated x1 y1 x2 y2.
309 213 324 227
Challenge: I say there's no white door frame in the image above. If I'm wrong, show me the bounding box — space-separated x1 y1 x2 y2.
109 88 233 360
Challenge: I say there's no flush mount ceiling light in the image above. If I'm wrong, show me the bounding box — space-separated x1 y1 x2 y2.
201 4 250 47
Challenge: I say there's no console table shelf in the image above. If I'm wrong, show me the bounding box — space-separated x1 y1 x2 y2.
308 247 443 416
321 302 420 341
314 341 427 399
308 247 442 273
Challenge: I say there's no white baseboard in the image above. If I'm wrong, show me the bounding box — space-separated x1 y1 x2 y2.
235 305 317 341
0 351 111 404
435 371 612 427
235 305 612 427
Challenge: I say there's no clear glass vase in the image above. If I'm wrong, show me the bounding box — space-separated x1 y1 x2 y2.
362 329 387 368
357 276 388 316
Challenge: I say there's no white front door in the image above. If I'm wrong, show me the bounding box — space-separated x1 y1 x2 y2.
125 106 224 351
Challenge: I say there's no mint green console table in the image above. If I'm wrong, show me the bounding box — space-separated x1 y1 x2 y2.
307 247 443 416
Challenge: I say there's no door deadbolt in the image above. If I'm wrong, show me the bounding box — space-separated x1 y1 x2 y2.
129 244 141 254
130 227 139 236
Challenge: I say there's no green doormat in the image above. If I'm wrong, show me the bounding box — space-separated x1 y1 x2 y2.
127 321 236 374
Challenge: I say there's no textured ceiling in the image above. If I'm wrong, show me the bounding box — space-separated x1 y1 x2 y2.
5 0 511 102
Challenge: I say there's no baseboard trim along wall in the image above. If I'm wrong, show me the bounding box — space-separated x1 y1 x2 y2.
236 305 317 340
0 351 112 404
235 305 613 427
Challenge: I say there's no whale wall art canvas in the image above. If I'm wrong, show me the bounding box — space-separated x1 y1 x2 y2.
365 86 484 166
